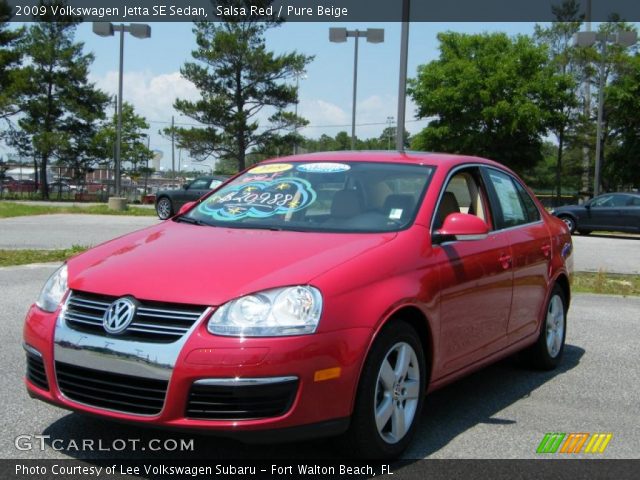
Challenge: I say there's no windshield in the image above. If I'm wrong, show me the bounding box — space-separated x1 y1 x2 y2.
182 161 434 232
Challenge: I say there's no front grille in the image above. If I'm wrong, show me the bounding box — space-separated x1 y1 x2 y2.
55 362 168 415
26 353 49 390
64 291 206 343
186 380 298 420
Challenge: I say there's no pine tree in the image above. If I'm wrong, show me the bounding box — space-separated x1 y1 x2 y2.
171 0 313 172
16 7 108 198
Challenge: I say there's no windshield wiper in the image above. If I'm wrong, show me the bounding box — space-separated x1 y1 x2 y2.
174 216 209 226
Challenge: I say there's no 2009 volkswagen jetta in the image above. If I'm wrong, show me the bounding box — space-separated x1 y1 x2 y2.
23 151 573 458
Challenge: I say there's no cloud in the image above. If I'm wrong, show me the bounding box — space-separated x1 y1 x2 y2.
89 70 199 125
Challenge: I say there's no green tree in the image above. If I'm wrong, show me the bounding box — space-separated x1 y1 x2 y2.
15 6 108 198
171 0 313 172
94 102 153 175
0 0 26 123
408 32 572 173
605 53 640 189
534 0 583 204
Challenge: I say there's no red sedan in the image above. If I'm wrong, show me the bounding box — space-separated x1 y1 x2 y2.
23 152 572 458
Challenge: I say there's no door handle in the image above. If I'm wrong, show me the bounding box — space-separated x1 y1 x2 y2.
499 253 512 269
541 244 552 257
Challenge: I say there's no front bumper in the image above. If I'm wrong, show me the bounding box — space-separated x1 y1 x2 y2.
23 302 373 437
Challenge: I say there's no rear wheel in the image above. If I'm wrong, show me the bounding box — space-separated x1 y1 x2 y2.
156 197 174 220
342 321 426 459
525 285 567 370
558 215 576 234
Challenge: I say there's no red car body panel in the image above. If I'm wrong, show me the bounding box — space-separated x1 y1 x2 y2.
23 151 572 438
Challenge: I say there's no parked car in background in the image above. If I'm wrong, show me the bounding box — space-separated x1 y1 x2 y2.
24 152 572 458
49 181 71 193
155 175 229 219
551 192 640 234
3 179 37 193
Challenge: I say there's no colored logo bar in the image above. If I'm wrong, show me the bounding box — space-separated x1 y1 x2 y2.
537 433 612 454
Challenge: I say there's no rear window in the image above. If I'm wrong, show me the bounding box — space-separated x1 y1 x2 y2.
182 161 434 232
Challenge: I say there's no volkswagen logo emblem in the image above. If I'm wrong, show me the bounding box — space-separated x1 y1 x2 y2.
103 297 137 335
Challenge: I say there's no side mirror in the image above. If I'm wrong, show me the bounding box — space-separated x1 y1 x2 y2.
433 213 489 243
177 201 196 216
183 183 190 190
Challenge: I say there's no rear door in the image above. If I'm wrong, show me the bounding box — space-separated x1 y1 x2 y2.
483 168 551 342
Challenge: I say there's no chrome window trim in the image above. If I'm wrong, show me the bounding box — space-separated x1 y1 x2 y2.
193 376 298 387
430 162 544 239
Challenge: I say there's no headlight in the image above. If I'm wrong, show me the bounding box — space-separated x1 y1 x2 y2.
36 264 68 312
207 286 323 337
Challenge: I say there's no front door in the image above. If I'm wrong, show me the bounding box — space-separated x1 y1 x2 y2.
432 167 513 377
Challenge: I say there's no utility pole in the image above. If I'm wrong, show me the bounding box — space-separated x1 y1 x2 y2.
396 0 410 152
171 115 175 176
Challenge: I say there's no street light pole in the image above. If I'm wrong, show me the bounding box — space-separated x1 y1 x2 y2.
351 32 359 151
574 29 637 197
115 27 125 197
396 0 410 151
593 40 607 198
93 22 151 198
329 27 384 150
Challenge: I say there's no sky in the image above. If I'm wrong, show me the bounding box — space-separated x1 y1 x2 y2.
4 21 543 171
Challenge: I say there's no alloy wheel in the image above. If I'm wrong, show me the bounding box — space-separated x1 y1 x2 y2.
157 198 172 219
546 294 565 358
374 342 421 444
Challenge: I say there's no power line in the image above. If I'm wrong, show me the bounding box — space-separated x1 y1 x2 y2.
146 118 429 129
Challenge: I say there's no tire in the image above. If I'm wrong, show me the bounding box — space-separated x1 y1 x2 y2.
341 321 426 459
156 197 174 220
525 285 567 370
558 215 576 234
578 230 591 236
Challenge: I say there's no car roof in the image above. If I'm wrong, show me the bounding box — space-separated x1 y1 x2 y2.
258 150 505 170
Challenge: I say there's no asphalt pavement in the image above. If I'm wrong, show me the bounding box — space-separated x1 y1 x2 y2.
1 264 638 459
0 214 159 249
1 213 639 274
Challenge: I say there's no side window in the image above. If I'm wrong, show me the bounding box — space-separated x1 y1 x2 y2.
513 180 541 222
209 179 223 189
591 195 613 207
609 195 629 207
189 179 210 190
485 169 528 229
629 196 640 206
434 168 491 229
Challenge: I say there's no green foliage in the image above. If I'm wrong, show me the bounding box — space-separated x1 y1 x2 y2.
605 53 640 189
0 0 26 123
0 245 88 267
11 2 109 198
408 32 573 173
171 0 313 172
93 102 153 175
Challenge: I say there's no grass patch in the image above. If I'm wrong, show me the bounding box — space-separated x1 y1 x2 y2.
573 271 640 296
0 245 88 267
0 202 155 218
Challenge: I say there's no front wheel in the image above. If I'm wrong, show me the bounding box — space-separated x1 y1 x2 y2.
342 321 426 459
156 197 174 220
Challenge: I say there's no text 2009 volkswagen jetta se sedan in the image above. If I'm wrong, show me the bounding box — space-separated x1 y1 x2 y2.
24 151 573 458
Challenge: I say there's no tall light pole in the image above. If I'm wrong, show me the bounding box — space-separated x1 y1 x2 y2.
396 0 410 151
329 27 384 150
293 68 307 154
93 22 151 198
574 30 637 197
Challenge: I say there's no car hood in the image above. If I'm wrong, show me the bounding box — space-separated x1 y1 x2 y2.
67 221 396 306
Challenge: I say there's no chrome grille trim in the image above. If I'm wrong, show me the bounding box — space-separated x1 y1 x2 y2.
63 291 206 343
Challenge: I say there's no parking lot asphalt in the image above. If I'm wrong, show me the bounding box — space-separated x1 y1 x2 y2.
1 264 638 460
0 214 159 249
1 213 639 274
